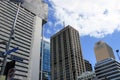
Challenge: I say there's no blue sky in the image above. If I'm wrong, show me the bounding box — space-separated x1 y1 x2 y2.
43 0 120 69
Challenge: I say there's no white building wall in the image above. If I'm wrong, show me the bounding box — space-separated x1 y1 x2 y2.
28 16 42 80
0 1 47 80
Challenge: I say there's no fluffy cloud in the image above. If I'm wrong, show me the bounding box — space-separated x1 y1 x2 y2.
49 0 120 38
43 37 50 42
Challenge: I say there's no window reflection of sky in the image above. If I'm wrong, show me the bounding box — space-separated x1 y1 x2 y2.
42 40 50 80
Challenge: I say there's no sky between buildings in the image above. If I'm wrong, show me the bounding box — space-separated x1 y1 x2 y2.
43 0 120 69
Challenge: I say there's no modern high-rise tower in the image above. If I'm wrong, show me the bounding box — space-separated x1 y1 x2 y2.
94 41 115 62
94 41 120 79
40 40 50 80
0 0 48 80
50 25 85 80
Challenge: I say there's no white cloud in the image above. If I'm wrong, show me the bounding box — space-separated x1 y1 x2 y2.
43 37 50 42
49 0 120 38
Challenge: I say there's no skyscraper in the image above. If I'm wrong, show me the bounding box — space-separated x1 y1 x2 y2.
94 41 115 62
40 40 50 80
0 0 48 80
50 25 85 80
84 59 92 72
94 41 120 79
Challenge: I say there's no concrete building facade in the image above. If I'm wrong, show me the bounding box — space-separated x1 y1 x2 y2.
94 41 115 62
0 0 48 80
50 25 85 80
95 58 120 80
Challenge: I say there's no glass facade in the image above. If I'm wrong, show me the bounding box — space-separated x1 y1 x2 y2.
40 40 50 80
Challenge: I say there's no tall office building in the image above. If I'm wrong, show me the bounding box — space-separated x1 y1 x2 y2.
94 41 115 62
50 25 85 80
95 58 120 79
40 40 50 80
84 59 92 72
0 0 48 80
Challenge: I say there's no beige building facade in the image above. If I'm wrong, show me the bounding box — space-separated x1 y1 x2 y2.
94 41 115 62
50 25 85 80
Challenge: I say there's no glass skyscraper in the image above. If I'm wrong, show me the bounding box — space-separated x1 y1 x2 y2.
40 40 50 80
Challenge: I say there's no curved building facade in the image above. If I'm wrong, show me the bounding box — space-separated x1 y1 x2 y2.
95 58 120 80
